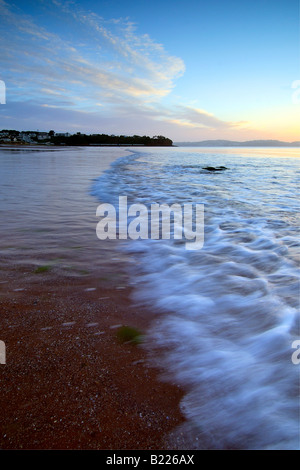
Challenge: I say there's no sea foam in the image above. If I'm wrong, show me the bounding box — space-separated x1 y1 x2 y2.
92 147 300 449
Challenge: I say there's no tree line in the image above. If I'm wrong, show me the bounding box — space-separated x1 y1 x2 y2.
51 133 173 146
0 130 173 146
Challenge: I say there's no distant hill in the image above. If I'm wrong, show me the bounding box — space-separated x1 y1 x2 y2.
174 140 300 147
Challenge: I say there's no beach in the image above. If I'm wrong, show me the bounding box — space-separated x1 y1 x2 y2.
0 145 299 450
0 261 184 450
1 0 299 452
0 146 184 450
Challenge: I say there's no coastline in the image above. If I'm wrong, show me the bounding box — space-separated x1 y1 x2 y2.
1 145 298 450
0 261 184 450
0 146 185 450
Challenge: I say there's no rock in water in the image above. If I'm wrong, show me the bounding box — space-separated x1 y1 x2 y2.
202 166 228 171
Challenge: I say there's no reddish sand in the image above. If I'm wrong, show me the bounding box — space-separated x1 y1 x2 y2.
0 262 185 450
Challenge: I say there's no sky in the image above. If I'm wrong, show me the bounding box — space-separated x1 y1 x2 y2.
0 0 299 141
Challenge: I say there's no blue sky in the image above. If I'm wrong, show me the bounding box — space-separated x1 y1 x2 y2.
0 0 299 141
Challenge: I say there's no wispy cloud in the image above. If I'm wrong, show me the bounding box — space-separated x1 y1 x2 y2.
0 0 251 138
0 0 185 108
171 105 249 130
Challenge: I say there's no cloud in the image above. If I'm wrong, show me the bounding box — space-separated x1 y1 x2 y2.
120 102 248 132
0 0 185 108
171 105 248 130
0 0 251 139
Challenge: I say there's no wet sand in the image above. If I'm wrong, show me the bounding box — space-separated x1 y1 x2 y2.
0 146 185 450
0 261 184 450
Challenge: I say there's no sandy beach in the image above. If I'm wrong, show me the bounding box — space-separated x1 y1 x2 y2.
1 0 299 451
0 146 186 450
1 145 298 451
0 260 184 450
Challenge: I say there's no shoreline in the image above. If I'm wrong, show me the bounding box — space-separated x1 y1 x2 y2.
0 261 185 450
0 143 174 148
0 146 185 450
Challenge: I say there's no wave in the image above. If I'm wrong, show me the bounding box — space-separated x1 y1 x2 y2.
91 148 300 449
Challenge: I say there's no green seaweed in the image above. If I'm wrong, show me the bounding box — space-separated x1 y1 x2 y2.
34 265 51 273
116 325 144 345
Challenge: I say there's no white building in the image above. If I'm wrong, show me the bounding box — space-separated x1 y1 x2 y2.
55 132 70 137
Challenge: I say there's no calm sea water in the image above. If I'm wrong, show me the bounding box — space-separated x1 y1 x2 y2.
1 145 299 449
0 146 129 276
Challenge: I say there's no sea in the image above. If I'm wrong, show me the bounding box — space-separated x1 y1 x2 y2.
1 145 299 449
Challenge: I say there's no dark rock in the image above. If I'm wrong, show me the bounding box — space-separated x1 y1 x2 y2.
202 166 228 172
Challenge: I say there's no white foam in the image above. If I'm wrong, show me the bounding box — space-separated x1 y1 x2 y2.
92 147 300 449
